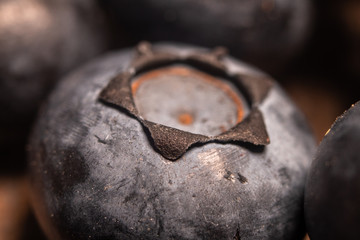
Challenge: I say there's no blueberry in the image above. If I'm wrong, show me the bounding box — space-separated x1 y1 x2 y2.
99 0 312 73
28 43 316 239
0 0 108 170
305 101 360 240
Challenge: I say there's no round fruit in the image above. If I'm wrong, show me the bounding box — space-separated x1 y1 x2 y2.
100 0 312 73
28 43 316 239
0 0 108 170
305 101 360 240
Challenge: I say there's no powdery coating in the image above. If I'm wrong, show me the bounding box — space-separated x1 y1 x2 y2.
28 44 316 240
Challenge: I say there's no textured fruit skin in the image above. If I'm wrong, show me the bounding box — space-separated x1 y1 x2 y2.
0 0 108 170
28 44 316 240
100 0 311 73
305 101 360 240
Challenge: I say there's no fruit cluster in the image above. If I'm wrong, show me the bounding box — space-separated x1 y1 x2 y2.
0 0 359 239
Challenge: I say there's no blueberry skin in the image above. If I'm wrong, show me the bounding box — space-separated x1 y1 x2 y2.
305 101 360 240
0 0 108 118
0 0 108 170
28 44 316 240
100 0 312 73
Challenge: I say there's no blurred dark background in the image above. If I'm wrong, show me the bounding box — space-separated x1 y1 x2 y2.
280 0 360 141
0 0 359 239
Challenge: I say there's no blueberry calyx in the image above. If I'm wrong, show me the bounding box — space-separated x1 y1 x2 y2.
99 42 273 160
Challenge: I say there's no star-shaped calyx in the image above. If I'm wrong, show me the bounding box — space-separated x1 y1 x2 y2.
99 42 273 160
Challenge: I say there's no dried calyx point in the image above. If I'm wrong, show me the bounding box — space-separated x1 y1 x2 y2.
99 42 273 160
